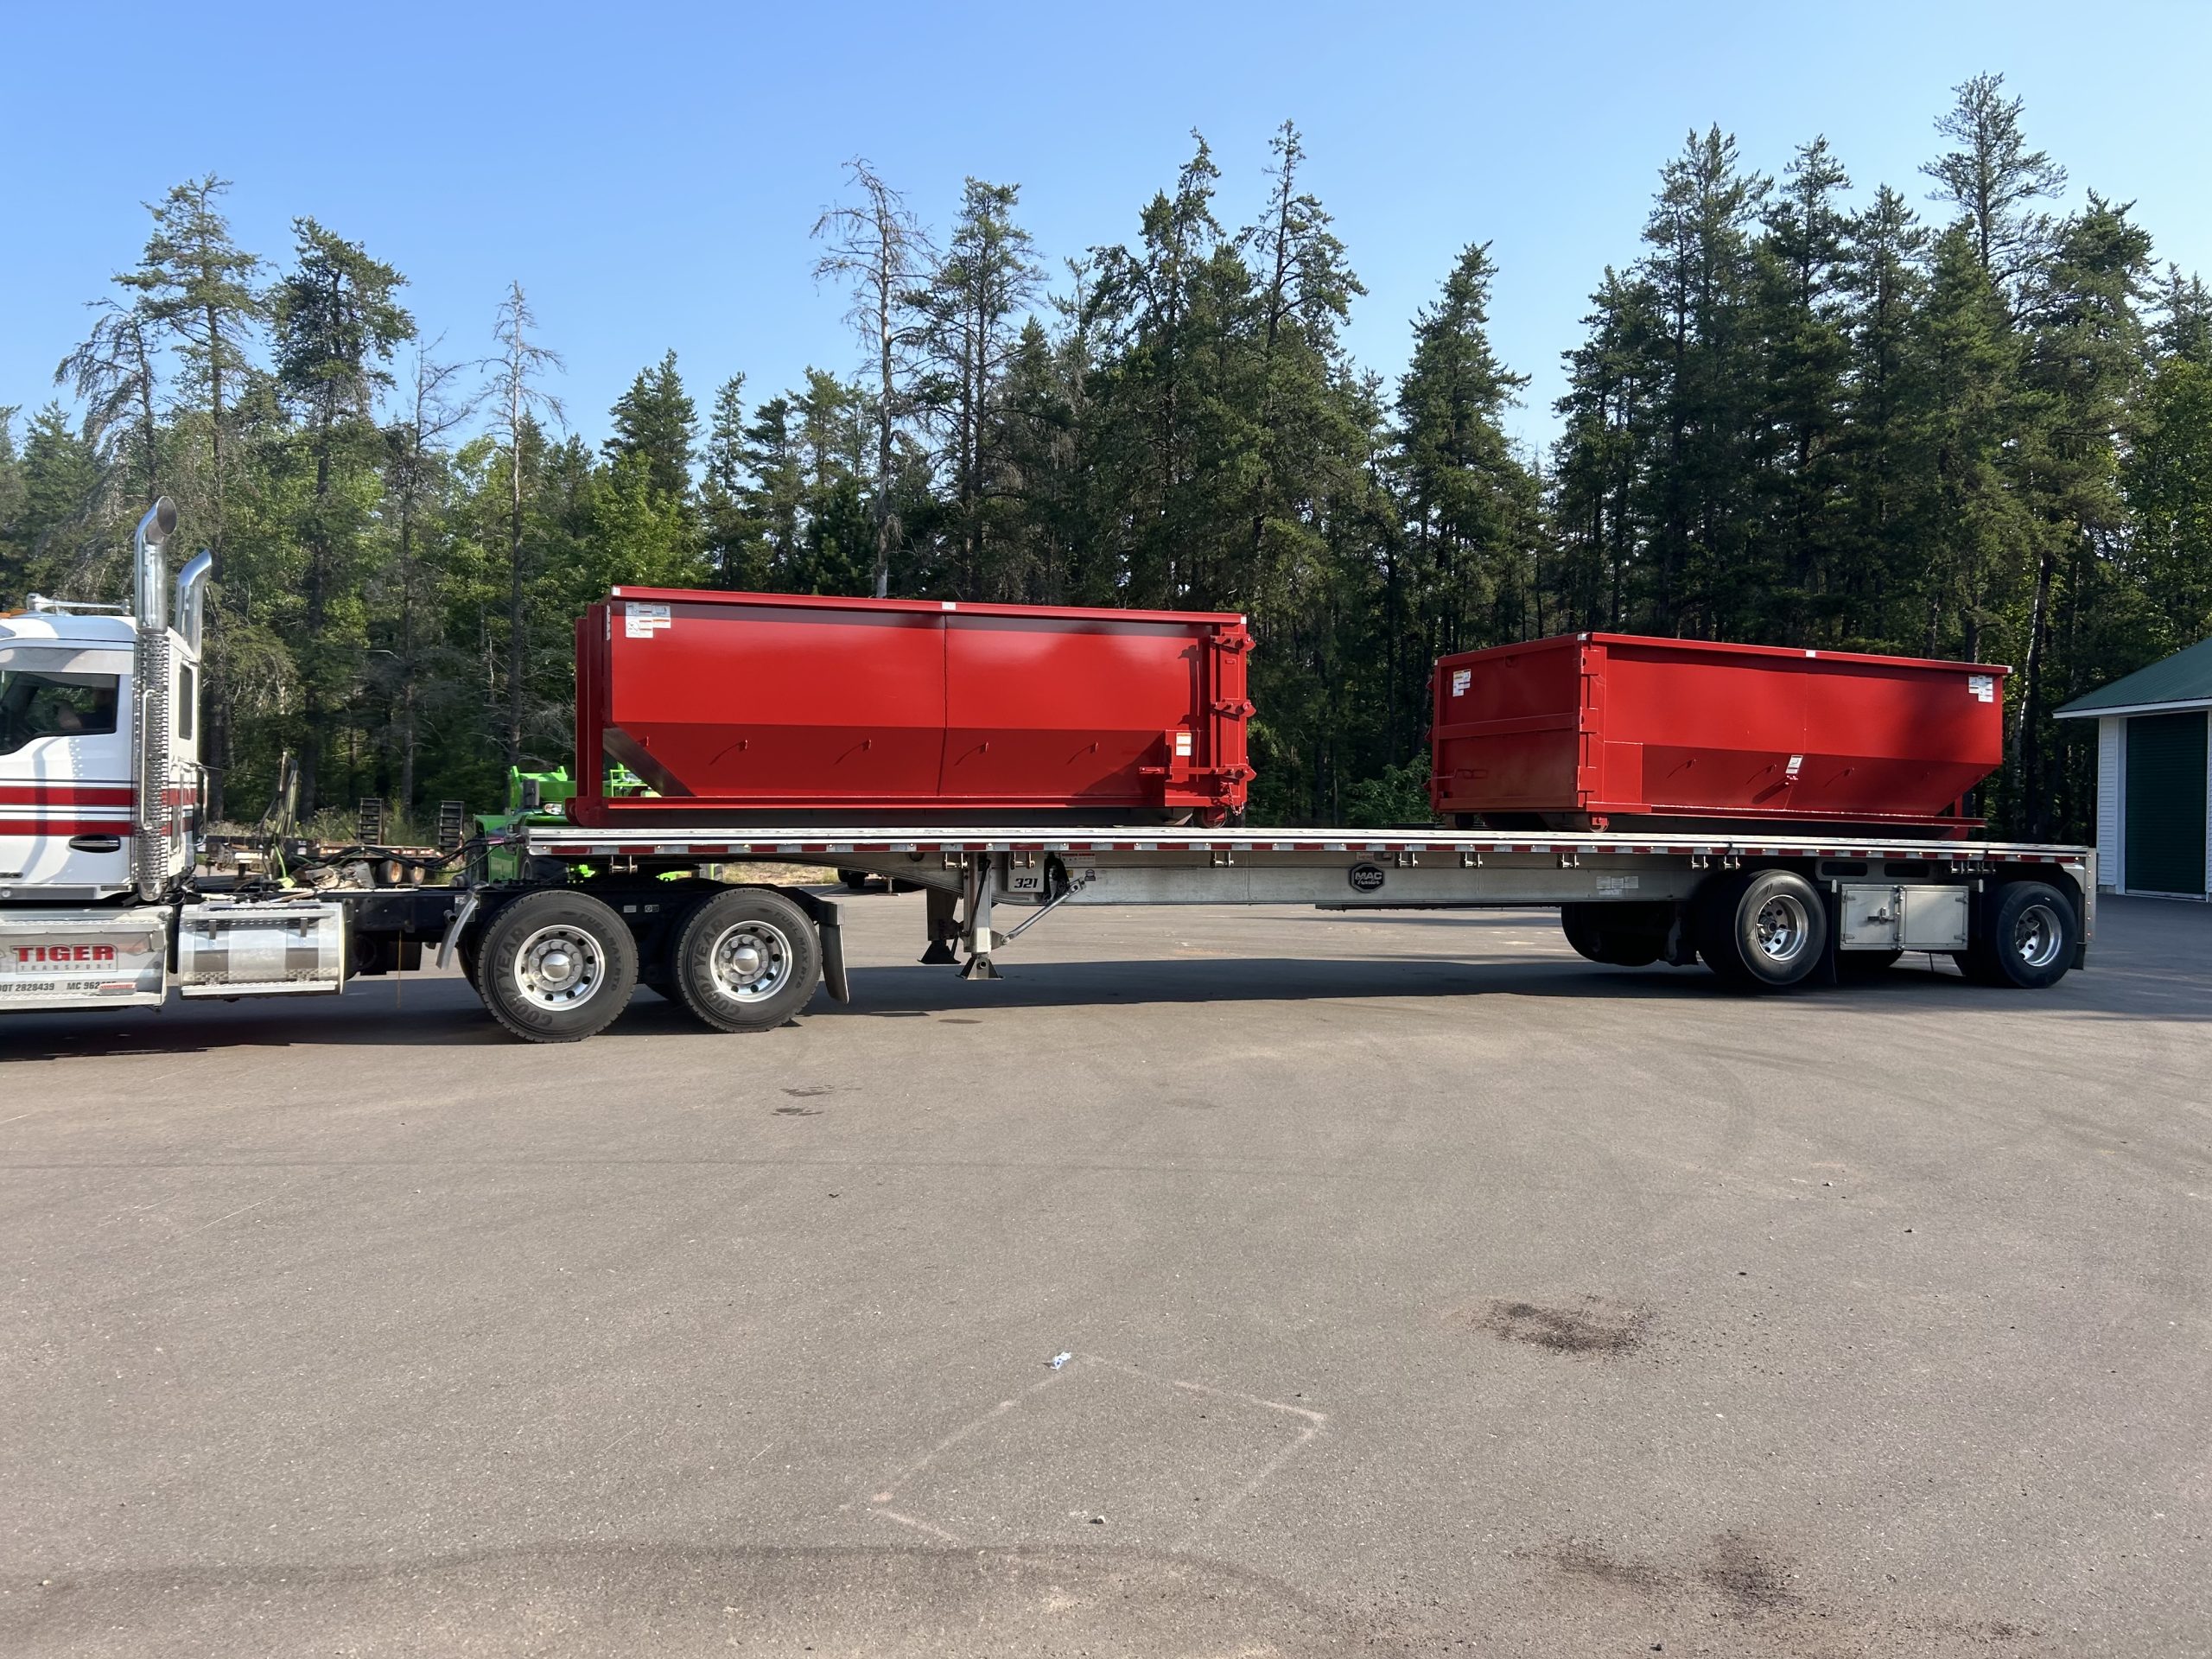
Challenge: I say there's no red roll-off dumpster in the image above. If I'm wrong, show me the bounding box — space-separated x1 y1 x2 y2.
1429 632 2007 833
571 588 1255 824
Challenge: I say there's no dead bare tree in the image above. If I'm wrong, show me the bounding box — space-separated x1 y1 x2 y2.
813 159 932 597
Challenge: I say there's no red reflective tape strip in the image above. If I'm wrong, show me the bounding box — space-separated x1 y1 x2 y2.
0 785 135 806
0 817 134 836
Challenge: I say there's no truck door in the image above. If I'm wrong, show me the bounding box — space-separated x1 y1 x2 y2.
0 644 135 899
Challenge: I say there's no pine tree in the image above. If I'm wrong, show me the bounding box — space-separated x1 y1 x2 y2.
2122 270 2212 654
1551 269 1664 631
128 175 264 819
269 218 415 813
1834 184 1929 646
1395 241 1538 730
55 296 162 506
1243 121 1364 607
918 179 1044 597
1753 137 1853 635
3 405 104 598
1638 128 1769 634
1921 73 2067 302
2009 195 2152 836
604 350 697 502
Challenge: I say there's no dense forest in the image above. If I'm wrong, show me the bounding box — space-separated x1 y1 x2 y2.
3 73 2207 836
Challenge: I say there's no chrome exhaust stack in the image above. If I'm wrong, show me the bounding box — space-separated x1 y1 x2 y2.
131 498 179 902
173 548 213 656
133 496 177 630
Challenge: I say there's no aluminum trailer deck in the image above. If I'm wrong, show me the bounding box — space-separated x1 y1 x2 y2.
474 821 2096 1039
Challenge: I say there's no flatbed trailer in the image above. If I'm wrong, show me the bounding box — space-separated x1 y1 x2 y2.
0 499 2097 1046
339 819 2099 1042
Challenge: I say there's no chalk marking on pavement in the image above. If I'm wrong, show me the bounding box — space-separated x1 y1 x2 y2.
174 1190 285 1239
1081 1357 1329 1548
874 1506 963 1544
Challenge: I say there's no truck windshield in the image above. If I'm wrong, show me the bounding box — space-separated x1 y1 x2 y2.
0 663 120 755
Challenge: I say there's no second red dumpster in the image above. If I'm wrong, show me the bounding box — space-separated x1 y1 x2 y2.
1429 632 2006 834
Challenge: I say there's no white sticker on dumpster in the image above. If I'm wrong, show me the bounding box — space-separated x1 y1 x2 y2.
1967 673 1995 702
625 602 671 639
1450 669 1471 696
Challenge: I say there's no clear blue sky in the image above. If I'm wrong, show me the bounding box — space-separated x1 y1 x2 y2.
5 1 2209 456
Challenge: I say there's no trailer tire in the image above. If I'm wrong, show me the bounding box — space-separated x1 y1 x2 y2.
1560 902 1668 967
1697 869 1827 990
474 890 639 1043
671 887 822 1033
1957 880 2075 989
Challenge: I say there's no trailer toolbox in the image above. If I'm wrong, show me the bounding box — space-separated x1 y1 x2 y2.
1430 632 2007 832
570 588 1255 825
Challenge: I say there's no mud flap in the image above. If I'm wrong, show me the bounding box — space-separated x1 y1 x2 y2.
789 891 850 1004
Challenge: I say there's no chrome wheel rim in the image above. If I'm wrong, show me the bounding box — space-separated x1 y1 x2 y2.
708 920 791 1002
513 924 605 1009
1754 893 1812 964
2012 903 2063 970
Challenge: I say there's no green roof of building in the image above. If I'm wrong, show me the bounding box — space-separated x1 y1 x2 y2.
2056 634 2212 717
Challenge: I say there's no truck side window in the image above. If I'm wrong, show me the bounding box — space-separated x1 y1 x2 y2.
177 665 195 741
0 666 121 755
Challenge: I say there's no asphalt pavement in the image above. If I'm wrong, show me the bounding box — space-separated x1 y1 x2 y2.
2 893 2207 1656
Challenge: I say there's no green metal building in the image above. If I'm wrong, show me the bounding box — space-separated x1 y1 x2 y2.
2056 638 2212 899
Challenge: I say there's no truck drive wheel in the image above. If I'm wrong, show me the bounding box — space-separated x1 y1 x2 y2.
671 887 822 1033
1697 869 1827 991
474 890 639 1043
1957 880 2076 989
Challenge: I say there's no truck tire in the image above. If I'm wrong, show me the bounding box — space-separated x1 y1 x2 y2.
1697 869 1827 991
474 890 639 1043
1560 902 1669 967
671 887 822 1033
1957 880 2075 989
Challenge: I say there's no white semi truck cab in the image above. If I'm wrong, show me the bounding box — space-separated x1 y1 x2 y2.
0 499 351 1010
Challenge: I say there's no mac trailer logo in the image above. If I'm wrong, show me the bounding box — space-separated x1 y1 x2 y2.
1347 862 1387 893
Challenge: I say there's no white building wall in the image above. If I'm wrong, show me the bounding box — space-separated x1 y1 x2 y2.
2097 715 2123 892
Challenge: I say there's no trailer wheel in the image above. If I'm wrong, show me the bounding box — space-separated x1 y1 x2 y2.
1957 880 2075 989
1560 902 1668 967
1697 869 1827 990
671 887 822 1033
474 890 639 1043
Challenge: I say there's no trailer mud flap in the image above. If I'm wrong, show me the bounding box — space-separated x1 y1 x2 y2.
788 891 849 1004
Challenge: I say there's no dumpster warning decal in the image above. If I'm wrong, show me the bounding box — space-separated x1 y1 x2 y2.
625 601 671 639
1967 674 1995 702
1450 669 1471 697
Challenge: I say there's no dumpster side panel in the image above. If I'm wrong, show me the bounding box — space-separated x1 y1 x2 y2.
944 615 1205 808
588 597 948 813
